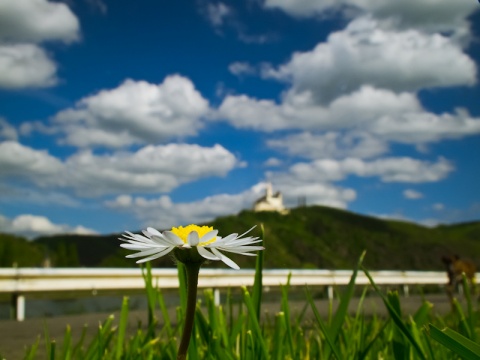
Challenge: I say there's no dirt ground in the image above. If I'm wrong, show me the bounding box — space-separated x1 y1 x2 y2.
0 294 455 359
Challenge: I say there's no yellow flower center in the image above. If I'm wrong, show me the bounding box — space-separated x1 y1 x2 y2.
170 224 216 246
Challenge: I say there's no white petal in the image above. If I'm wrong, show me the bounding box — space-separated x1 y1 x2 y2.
197 246 220 261
199 230 218 243
188 231 199 247
126 247 169 259
163 231 186 246
222 238 261 247
238 225 256 238
146 227 162 236
220 245 265 253
120 233 152 244
222 233 239 240
135 247 175 263
120 243 161 250
211 248 240 270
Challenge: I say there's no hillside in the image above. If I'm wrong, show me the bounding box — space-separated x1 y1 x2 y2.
1 206 479 270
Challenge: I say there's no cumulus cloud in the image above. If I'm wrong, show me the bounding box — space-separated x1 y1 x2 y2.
0 0 80 43
0 141 64 185
263 157 282 167
433 203 445 211
0 118 18 140
202 2 231 27
370 109 480 144
0 214 96 239
217 86 480 145
106 184 264 228
0 141 239 196
50 75 210 148
0 0 80 89
403 189 423 199
268 131 388 159
263 0 477 42
273 157 453 186
0 44 57 88
218 86 420 131
228 61 256 76
105 180 355 227
63 143 238 196
264 17 476 103
277 181 357 209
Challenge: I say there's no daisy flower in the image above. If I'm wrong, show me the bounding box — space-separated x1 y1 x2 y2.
120 224 264 269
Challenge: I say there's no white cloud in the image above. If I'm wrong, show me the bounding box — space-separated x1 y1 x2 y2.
263 157 282 167
63 143 238 196
0 0 80 89
0 141 64 184
265 17 476 103
0 141 239 196
217 86 480 144
0 118 18 140
228 61 256 76
403 189 423 199
0 214 96 239
274 157 453 185
51 75 210 148
106 185 263 228
0 0 80 43
267 131 388 159
371 109 480 144
218 86 420 131
433 203 445 211
203 2 231 27
0 44 57 88
263 0 477 42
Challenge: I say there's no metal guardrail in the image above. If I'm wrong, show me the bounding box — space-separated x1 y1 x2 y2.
0 268 456 321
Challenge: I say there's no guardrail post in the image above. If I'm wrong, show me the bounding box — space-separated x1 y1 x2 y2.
11 293 25 321
403 285 409 297
214 288 220 306
327 285 333 300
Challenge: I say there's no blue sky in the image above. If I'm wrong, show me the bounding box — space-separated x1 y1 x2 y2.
1 0 480 238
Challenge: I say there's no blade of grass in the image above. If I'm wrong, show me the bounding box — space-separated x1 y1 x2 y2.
71 324 88 358
24 336 40 360
330 251 366 338
243 287 269 359
252 224 265 321
157 287 173 337
280 273 294 358
305 286 342 360
358 319 390 360
413 301 433 327
429 323 480 359
115 296 129 359
362 265 426 360
49 340 56 360
141 263 157 331
61 324 72 360
452 298 472 340
462 273 476 342
272 312 286 360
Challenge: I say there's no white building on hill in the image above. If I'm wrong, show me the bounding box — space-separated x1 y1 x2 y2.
253 183 288 214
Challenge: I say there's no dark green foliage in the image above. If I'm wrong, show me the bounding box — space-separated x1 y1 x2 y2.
1 205 479 269
0 233 44 267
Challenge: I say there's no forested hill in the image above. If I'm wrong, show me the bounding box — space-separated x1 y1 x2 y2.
1 206 479 270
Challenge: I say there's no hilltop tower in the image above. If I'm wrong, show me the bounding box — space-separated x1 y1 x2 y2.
253 183 289 214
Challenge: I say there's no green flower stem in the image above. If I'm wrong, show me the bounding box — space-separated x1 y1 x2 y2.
177 261 201 360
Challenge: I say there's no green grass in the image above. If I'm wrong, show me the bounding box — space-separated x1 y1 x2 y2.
11 244 480 359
